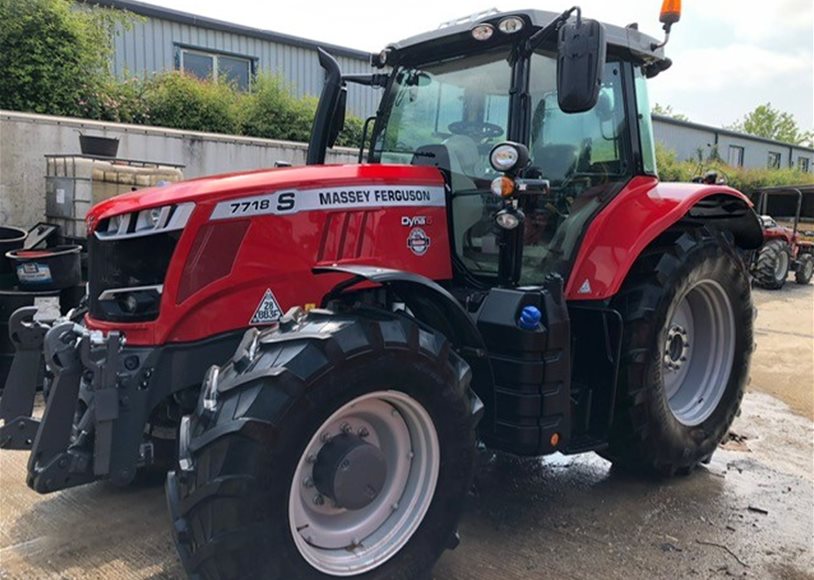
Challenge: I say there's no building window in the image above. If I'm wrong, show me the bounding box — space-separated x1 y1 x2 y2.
767 151 782 169
727 145 744 167
799 157 811 173
179 48 252 90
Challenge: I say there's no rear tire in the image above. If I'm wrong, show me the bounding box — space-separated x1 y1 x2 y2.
795 253 814 285
754 239 790 289
167 310 477 579
602 228 754 477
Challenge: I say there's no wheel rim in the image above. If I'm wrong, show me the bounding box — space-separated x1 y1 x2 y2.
289 391 440 576
804 259 814 279
774 250 789 281
662 280 736 426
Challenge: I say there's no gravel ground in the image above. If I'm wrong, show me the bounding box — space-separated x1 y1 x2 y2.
0 285 812 579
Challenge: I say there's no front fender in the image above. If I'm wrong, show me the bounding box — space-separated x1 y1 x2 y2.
566 176 761 300
314 264 486 352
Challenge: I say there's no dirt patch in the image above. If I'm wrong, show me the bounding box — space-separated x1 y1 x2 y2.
750 284 814 419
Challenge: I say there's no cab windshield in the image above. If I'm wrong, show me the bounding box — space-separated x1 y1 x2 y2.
370 50 512 189
371 49 633 285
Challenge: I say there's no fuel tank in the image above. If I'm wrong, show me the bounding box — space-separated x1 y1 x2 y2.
84 164 451 345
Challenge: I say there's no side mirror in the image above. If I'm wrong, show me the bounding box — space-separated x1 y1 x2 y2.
327 86 347 148
556 18 606 114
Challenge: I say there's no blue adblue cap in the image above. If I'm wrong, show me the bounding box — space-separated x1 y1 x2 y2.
518 305 542 330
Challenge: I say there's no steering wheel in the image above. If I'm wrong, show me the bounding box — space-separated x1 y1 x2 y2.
448 121 504 141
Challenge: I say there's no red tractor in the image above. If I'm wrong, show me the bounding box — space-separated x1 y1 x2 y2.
1 3 763 579
752 185 814 289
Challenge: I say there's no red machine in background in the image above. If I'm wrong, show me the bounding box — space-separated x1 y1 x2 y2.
752 185 814 289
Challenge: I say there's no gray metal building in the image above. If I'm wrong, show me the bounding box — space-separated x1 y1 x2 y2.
653 115 814 172
88 0 813 172
90 0 381 117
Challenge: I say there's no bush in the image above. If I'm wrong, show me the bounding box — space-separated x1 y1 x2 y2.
240 75 364 148
143 72 242 134
0 0 125 116
79 76 150 124
335 114 365 149
655 143 814 195
240 75 315 142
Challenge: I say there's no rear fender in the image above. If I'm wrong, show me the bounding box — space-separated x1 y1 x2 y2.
566 177 761 300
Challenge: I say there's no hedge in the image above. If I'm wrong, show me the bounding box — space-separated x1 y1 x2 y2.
655 144 814 195
0 0 122 116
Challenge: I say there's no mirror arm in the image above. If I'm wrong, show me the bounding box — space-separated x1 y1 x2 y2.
343 73 390 88
525 6 581 53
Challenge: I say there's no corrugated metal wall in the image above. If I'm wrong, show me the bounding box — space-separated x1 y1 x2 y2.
110 16 381 118
652 117 813 171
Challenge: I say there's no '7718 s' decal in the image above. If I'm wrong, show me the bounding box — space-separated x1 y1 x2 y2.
209 184 446 220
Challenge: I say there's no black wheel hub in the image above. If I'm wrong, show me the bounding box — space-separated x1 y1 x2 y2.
313 434 387 510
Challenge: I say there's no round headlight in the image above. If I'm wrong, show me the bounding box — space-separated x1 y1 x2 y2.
495 208 524 230
107 214 121 233
471 23 494 41
148 207 162 226
498 16 524 34
122 294 139 313
376 48 389 67
490 144 520 172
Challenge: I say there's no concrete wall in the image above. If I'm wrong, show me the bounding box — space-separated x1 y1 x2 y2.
0 111 358 228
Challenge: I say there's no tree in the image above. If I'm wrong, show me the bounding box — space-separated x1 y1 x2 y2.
729 103 813 146
0 0 126 116
652 103 689 122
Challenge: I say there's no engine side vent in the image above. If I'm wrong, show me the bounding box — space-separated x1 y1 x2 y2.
176 220 250 304
317 211 373 262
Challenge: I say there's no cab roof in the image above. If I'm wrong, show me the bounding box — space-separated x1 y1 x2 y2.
386 9 667 70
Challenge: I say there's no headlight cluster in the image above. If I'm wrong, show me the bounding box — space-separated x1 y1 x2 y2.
97 202 195 240
471 16 525 41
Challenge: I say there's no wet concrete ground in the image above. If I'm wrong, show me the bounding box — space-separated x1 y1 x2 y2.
0 286 812 579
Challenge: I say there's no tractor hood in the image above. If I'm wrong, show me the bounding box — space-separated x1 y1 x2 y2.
86 163 445 232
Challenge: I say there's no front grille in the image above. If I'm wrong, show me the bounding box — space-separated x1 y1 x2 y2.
88 231 181 321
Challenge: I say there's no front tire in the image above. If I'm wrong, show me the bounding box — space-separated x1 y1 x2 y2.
795 253 814 285
754 239 790 289
167 310 477 579
603 228 754 476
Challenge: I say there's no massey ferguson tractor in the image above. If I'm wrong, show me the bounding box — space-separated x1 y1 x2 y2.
1 2 763 579
752 185 814 289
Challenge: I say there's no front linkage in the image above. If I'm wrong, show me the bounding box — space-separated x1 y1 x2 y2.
1 307 162 492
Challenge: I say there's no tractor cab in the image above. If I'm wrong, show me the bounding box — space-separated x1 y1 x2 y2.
311 8 671 288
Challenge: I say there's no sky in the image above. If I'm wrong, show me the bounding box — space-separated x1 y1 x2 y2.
150 0 813 131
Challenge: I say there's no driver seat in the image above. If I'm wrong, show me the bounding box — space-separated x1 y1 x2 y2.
444 135 480 180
